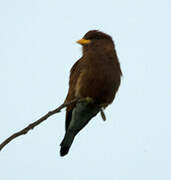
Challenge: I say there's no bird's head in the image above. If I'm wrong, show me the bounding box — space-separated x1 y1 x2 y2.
76 30 114 53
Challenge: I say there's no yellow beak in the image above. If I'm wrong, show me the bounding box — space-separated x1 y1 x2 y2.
76 38 91 45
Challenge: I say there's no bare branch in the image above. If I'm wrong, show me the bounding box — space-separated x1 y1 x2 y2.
0 99 79 152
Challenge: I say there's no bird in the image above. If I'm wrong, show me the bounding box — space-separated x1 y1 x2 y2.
60 30 122 156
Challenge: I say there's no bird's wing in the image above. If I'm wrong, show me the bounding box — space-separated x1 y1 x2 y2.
64 58 83 130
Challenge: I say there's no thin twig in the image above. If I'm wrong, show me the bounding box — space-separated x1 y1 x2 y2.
0 99 79 152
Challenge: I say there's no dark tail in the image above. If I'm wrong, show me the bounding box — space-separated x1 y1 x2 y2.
60 130 76 156
60 101 100 156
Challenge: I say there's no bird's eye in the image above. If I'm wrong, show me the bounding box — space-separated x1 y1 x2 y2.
89 35 101 40
94 35 100 39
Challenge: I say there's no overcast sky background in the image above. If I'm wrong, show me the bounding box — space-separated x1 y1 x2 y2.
0 0 171 179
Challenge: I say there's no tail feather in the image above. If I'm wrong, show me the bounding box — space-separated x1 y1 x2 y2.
60 101 100 156
60 146 70 157
60 130 75 156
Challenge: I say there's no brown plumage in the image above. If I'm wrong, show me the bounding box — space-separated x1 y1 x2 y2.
60 30 122 156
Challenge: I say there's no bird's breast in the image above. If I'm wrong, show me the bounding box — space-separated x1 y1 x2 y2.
74 57 121 104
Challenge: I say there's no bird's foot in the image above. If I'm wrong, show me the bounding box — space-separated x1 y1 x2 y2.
84 97 94 104
100 103 108 109
100 108 106 121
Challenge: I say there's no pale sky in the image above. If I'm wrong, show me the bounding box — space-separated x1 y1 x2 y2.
0 0 171 179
